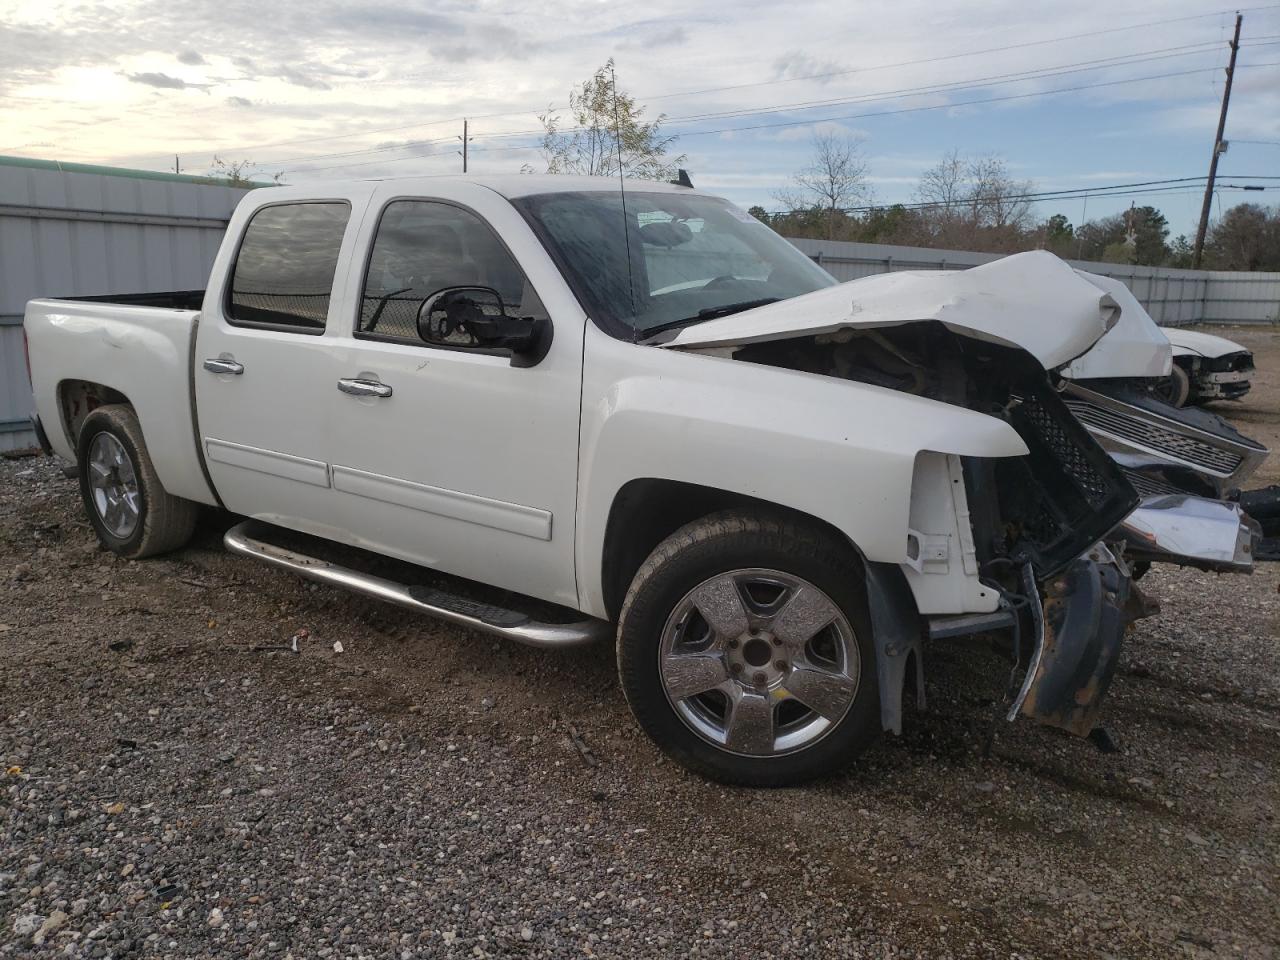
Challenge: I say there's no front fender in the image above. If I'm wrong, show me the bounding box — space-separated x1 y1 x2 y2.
575 328 1028 618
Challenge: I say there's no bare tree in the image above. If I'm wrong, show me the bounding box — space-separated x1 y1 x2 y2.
209 156 283 185
776 132 871 240
532 59 684 180
915 151 1032 250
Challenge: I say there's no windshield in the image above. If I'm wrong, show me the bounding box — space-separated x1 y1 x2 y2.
512 190 836 338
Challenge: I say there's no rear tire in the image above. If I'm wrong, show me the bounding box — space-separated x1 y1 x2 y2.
617 511 880 786
77 404 198 559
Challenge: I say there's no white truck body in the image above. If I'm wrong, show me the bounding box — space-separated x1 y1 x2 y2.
28 173 1244 782
26 176 1087 621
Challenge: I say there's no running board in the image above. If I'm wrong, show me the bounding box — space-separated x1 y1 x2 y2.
223 520 610 649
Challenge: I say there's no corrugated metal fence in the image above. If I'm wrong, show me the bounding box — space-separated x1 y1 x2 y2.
786 237 1280 327
2 160 1277 452
0 157 252 451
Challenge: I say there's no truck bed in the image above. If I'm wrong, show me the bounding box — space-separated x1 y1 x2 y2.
66 290 206 311
23 296 218 506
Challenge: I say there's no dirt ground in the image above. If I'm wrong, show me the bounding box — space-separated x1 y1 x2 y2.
2 330 1278 958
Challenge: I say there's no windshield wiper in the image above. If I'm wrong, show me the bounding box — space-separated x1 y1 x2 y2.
641 297 780 339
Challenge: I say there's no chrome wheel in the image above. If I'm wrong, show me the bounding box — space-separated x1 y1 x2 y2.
87 432 140 539
659 568 860 757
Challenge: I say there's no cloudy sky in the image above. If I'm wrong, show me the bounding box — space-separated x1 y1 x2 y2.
2 0 1278 234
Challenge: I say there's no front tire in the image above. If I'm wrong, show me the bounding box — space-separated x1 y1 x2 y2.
1153 364 1191 407
617 511 880 786
77 404 198 559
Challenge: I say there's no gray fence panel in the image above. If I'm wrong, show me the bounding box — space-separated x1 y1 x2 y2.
786 237 1279 328
0 160 250 450
1 326 33 453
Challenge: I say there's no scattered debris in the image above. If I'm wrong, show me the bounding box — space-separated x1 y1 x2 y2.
332 640 345 654
107 638 134 653
567 723 599 768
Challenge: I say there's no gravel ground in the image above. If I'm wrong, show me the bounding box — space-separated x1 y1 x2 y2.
2 385 1279 958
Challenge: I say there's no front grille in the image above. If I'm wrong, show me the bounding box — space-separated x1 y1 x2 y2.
1064 396 1244 476
995 385 1140 576
1021 395 1115 504
1122 469 1183 498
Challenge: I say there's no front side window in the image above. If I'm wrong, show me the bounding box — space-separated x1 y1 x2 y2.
359 200 546 348
512 190 836 339
228 202 350 331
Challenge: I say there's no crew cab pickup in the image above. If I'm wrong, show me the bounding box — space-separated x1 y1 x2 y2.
26 175 1164 784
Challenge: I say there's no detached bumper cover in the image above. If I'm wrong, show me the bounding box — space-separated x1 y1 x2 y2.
1012 548 1129 737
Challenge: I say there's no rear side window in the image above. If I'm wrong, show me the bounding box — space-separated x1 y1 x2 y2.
228 202 350 331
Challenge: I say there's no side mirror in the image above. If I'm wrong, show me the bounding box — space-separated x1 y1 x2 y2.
415 286 550 364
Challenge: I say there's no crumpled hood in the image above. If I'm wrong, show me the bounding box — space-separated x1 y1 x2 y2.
1165 328 1248 359
664 250 1126 370
1060 270 1172 380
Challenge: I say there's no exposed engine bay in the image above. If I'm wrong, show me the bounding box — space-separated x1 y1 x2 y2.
727 321 1147 738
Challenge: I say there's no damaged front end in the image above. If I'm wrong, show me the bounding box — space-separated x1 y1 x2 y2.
703 318 1145 739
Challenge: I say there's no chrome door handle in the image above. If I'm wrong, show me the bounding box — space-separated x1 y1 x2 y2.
337 378 393 399
203 358 244 375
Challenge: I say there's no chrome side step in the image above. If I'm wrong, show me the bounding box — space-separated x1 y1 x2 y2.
223 520 610 649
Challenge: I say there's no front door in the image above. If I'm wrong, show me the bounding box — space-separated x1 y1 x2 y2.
324 185 585 608
194 193 367 537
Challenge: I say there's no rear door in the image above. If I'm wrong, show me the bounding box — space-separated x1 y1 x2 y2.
194 190 369 535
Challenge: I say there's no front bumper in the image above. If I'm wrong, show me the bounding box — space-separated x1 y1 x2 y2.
1192 353 1254 401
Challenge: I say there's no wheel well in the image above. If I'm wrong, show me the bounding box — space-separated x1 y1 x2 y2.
58 380 130 454
600 478 859 621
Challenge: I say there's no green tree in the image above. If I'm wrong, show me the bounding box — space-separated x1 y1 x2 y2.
1204 203 1280 271
1042 213 1074 255
1074 206 1169 265
533 59 685 180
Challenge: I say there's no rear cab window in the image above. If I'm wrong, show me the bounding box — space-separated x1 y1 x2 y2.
227 202 351 333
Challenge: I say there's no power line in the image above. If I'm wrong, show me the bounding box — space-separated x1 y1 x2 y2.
282 46 1235 171
768 179 1273 217
89 4 1280 170
640 7 1263 103
654 44 1231 128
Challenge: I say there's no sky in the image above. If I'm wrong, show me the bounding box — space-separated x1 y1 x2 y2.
2 0 1279 236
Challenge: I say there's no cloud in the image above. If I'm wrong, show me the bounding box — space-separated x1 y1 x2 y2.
226 95 253 107
275 66 332 90
126 71 190 90
772 51 843 84
177 50 206 65
618 25 687 50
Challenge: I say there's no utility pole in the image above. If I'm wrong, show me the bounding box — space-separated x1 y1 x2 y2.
1192 12 1242 268
174 155 180 175
459 119 469 173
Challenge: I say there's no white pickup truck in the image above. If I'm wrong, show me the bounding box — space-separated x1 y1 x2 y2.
24 174 1236 784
